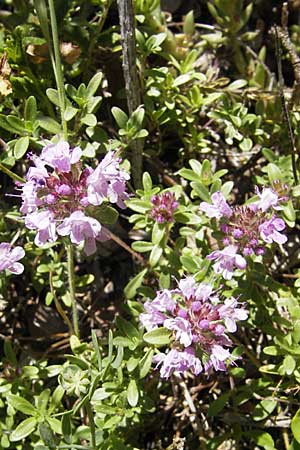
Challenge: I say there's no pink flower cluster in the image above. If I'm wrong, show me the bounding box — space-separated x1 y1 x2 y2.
0 243 25 274
150 192 179 223
18 141 129 255
140 277 248 378
200 187 288 279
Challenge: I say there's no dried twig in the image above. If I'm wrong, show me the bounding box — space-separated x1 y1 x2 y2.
271 3 299 184
117 0 143 189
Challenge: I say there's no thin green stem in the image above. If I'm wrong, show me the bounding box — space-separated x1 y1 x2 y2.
67 244 79 338
49 271 74 335
86 401 97 450
0 163 25 183
48 0 68 139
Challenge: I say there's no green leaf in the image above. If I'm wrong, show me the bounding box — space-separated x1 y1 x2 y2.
8 394 37 415
292 408 300 443
86 72 103 97
64 106 78 121
282 355 296 375
112 107 128 128
127 379 139 407
149 244 163 267
142 172 152 191
7 116 25 133
14 136 29 160
87 204 118 225
36 388 50 413
61 413 72 444
178 168 200 182
10 417 37 441
111 345 124 369
173 74 192 87
251 431 275 450
146 32 166 52
47 417 62 434
124 268 147 299
49 385 64 413
91 330 102 371
81 114 97 127
46 88 60 106
267 163 282 183
127 199 151 213
25 96 37 122
253 398 277 421
239 137 253 152
116 316 140 340
132 241 153 252
190 181 210 201
39 422 56 449
152 221 166 245
38 116 62 134
227 79 248 90
139 348 154 378
183 10 195 35
143 327 171 345
207 392 230 417
180 255 200 272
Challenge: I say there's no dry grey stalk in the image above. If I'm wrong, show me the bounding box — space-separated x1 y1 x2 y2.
117 0 143 188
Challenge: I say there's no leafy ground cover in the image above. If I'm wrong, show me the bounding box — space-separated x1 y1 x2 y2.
1 1 300 449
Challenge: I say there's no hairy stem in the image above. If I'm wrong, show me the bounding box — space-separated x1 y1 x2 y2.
48 0 68 139
49 271 74 335
86 401 97 450
67 244 79 338
0 163 25 183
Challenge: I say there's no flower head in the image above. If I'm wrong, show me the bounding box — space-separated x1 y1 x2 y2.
0 243 25 275
200 186 289 279
150 191 179 223
19 142 129 255
140 277 247 378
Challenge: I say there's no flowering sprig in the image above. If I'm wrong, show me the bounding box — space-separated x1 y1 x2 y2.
149 192 179 223
200 186 289 279
18 141 129 255
140 276 248 378
0 243 25 275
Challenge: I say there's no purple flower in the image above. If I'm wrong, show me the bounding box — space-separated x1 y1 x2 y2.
40 141 82 172
151 290 176 313
0 243 25 275
56 210 107 256
140 277 248 378
154 348 202 378
200 192 232 219
177 276 197 299
256 187 279 212
25 210 57 246
19 144 129 256
207 245 247 280
20 181 43 214
206 345 232 372
218 297 248 332
177 277 215 302
150 192 179 223
164 317 193 347
259 217 287 245
87 152 130 208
